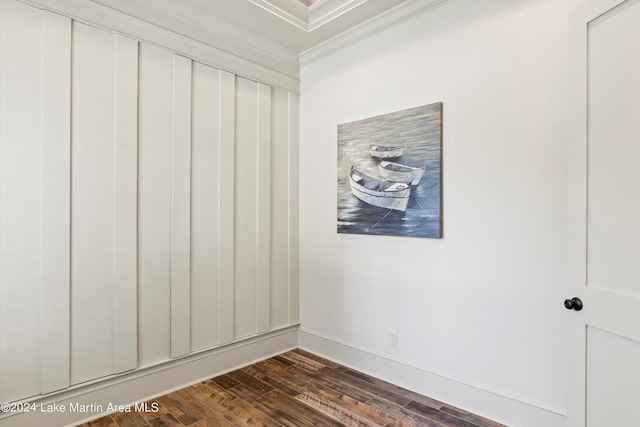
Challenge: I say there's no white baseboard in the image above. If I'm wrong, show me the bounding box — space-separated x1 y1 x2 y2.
1 326 298 427
298 328 566 427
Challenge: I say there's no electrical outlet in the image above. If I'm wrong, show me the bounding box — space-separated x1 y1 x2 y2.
390 331 398 347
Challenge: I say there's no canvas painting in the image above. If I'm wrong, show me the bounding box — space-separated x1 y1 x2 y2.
337 102 442 238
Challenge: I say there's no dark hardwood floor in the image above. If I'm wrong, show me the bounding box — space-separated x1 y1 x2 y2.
79 349 505 427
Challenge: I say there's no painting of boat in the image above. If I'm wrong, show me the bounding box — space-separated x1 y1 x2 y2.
337 102 442 238
369 144 404 159
379 161 426 186
349 166 410 212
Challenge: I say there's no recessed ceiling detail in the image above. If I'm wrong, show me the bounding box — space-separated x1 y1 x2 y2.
294 0 323 6
248 0 370 31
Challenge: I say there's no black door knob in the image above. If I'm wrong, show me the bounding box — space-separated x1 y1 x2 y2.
564 297 583 311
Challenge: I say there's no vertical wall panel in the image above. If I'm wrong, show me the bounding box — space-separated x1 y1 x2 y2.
0 0 43 402
138 44 173 367
218 70 236 344
256 84 272 334
270 89 291 330
170 54 192 359
70 22 116 385
234 77 259 339
289 93 301 324
41 10 71 393
191 63 221 351
113 35 139 374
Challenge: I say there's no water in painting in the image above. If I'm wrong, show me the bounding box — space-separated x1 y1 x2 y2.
337 102 442 238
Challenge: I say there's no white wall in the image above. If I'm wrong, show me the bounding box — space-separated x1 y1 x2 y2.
299 0 586 425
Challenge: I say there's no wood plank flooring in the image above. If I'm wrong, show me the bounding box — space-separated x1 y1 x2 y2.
79 349 505 427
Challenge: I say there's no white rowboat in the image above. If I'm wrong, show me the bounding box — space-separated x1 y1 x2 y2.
379 161 426 186
349 166 410 212
369 144 404 159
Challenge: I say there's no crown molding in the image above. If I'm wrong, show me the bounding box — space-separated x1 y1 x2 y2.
248 0 371 31
308 0 367 30
87 0 300 76
249 0 309 30
19 0 300 92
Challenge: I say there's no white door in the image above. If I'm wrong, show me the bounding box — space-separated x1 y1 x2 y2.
568 0 640 426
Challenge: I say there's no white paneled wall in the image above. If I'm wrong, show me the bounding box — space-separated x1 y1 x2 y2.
271 89 300 329
235 78 273 339
41 9 72 395
170 54 193 360
0 0 299 404
1 2 56 402
70 21 139 386
191 63 223 352
138 43 173 368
